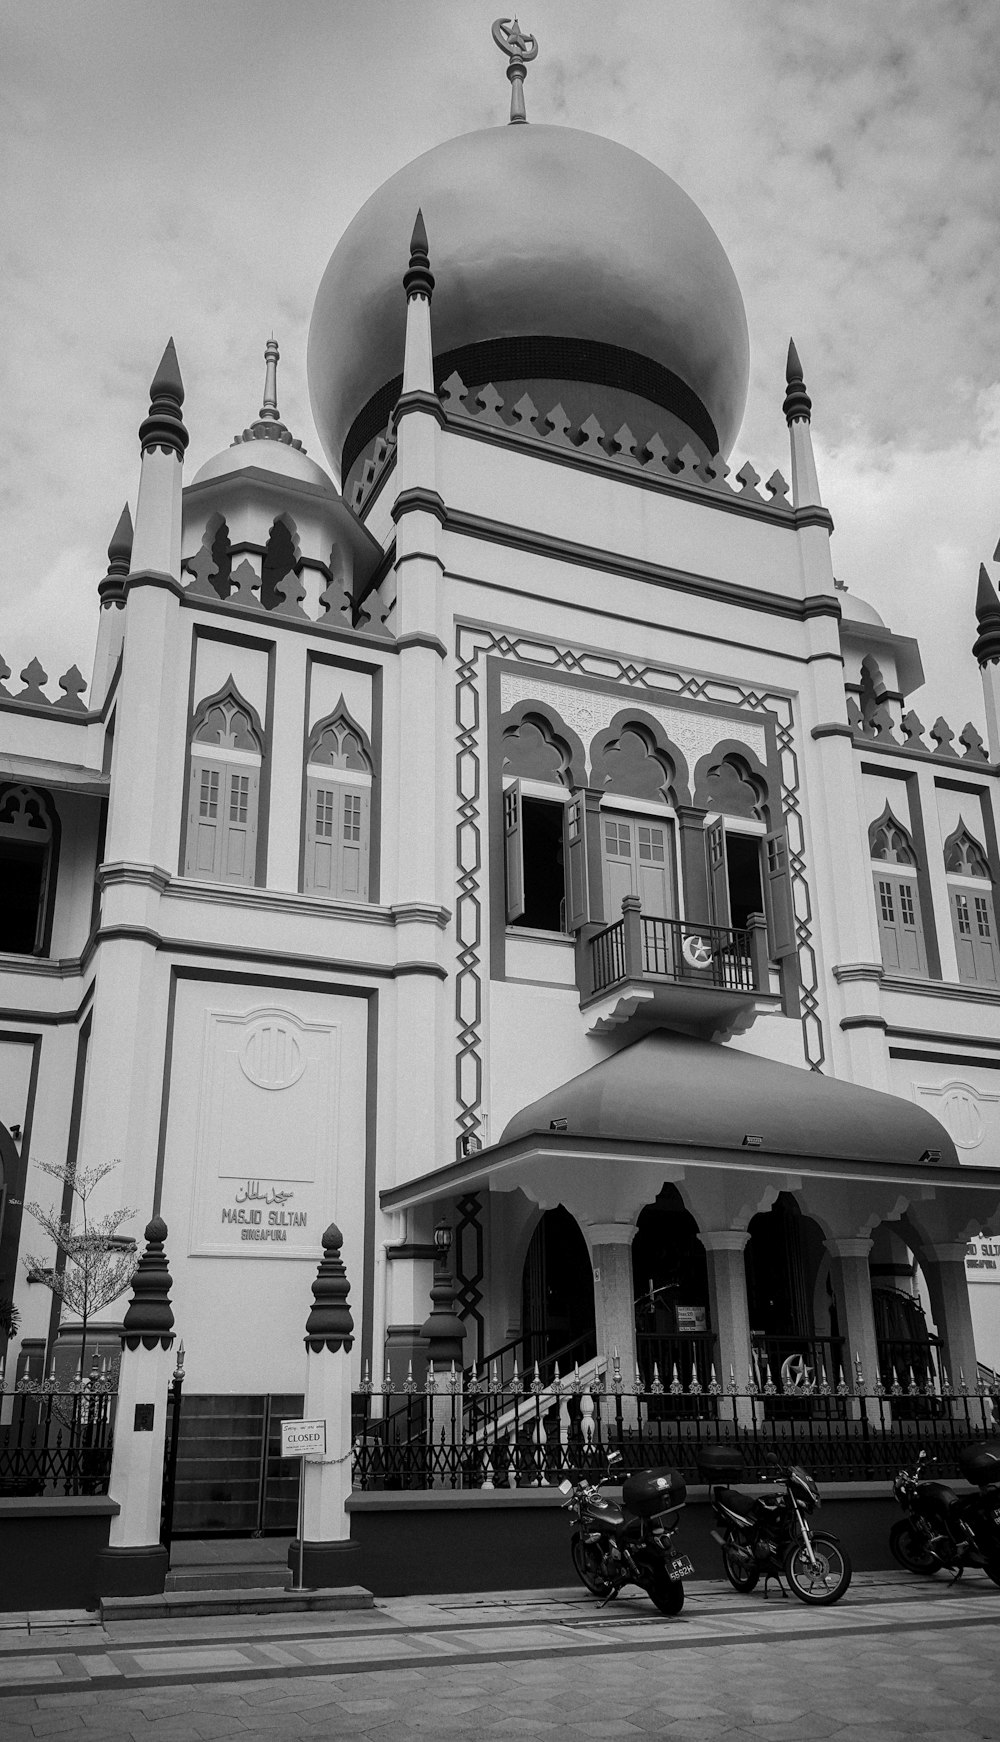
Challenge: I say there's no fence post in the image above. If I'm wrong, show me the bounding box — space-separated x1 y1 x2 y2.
289 1221 361 1589
621 896 644 979
94 1217 177 1600
159 1343 185 1565
747 912 770 990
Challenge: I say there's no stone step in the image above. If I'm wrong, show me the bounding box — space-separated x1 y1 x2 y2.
166 1564 291 1592
100 1585 374 1622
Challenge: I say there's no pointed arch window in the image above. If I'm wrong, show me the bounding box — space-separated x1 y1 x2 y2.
303 705 373 900
869 806 926 976
0 785 58 954
944 821 997 984
184 683 263 885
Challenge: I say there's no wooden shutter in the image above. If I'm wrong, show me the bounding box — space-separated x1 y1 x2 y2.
504 782 525 923
338 787 370 900
563 793 589 932
876 873 927 976
706 819 730 929
951 886 998 984
221 766 258 884
305 779 336 894
187 759 222 879
764 827 796 958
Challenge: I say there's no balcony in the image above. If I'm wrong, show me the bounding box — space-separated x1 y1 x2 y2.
580 898 779 1038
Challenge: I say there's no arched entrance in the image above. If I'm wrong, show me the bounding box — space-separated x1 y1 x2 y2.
632 1185 713 1387
745 1194 841 1387
520 1207 595 1374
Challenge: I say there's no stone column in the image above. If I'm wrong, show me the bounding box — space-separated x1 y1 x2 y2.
701 1230 753 1417
826 1237 882 1420
94 1218 176 1599
586 1222 639 1385
922 1243 981 1394
290 1222 361 1590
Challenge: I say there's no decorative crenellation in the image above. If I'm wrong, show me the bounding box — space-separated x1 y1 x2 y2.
0 655 89 713
851 696 990 765
436 371 792 510
179 532 391 639
350 428 397 515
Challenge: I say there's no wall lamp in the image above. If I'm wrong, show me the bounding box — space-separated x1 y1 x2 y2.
434 1219 453 1260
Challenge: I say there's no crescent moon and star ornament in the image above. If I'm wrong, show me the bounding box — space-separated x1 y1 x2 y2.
681 933 715 970
492 16 538 124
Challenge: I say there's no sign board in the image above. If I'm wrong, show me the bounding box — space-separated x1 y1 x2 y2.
676 1305 707 1333
280 1418 327 1458
966 1237 1000 1282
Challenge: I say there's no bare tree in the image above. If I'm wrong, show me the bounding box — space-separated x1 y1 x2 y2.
19 1159 138 1381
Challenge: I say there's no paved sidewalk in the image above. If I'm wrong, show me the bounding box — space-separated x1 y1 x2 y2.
0 1572 997 1739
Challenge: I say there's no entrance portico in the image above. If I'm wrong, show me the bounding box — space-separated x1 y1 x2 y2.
381 1032 1000 1397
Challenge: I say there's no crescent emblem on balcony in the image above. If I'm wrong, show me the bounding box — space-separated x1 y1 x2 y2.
681 934 714 969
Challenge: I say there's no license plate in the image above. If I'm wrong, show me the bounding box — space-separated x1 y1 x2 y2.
668 1555 694 1581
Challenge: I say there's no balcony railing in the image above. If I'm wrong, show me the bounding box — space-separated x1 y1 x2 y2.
588 901 770 1001
351 1374 1000 1491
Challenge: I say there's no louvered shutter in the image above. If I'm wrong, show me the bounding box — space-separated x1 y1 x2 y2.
563 794 589 931
706 819 730 929
187 759 223 879
504 781 525 923
764 827 796 958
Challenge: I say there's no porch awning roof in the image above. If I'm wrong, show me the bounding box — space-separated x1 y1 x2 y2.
381 1031 988 1213
0 753 108 796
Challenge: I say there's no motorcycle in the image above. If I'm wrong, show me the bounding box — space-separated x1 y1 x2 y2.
699 1444 852 1605
890 1440 1000 1585
559 1451 693 1615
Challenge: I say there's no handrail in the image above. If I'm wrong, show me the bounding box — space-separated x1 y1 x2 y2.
589 906 767 998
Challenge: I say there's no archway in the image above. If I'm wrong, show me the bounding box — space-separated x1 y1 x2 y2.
632 1185 712 1387
520 1207 595 1374
745 1194 837 1386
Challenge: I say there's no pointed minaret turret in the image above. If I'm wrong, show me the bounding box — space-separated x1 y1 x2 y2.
401 210 435 396
97 503 133 609
130 339 187 577
783 338 822 509
973 561 1000 760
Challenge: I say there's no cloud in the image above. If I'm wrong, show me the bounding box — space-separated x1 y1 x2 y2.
0 0 997 730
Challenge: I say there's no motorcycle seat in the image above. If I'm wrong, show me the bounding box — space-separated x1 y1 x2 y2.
715 1486 756 1524
920 1480 965 1519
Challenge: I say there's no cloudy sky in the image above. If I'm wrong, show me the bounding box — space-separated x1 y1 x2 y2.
3 0 999 730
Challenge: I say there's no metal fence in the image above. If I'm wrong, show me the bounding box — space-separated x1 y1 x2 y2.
351 1374 1000 1492
0 1384 116 1497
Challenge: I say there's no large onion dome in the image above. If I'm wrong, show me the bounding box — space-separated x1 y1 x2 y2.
308 123 750 492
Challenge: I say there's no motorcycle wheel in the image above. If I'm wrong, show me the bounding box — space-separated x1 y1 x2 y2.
647 1574 685 1616
722 1540 760 1594
570 1531 615 1598
889 1519 943 1577
984 1561 1000 1589
783 1532 852 1606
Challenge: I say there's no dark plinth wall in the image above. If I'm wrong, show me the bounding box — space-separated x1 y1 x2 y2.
346 1487 904 1597
0 1497 119 1610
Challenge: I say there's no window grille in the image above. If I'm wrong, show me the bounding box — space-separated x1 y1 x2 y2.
898 883 916 927
878 880 895 924
315 789 335 838
976 896 991 938
229 774 249 825
199 770 219 818
955 893 971 936
343 793 362 843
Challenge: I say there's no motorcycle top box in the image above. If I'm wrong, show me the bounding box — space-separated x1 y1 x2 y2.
957 1439 1000 1488
622 1467 686 1516
697 1445 745 1483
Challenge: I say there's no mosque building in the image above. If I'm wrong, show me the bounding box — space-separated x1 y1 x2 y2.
2 21 1000 1515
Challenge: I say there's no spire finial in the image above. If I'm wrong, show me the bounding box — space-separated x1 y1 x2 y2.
973 563 1000 669
492 16 538 124
259 336 280 422
139 338 189 460
783 337 812 425
403 209 435 302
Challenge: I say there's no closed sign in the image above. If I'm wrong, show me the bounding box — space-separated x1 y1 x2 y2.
280 1418 326 1457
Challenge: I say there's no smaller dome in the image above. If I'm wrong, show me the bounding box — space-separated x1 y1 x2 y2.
193 436 332 491
839 590 885 629
193 338 334 492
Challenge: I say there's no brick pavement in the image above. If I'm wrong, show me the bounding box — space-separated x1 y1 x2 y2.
0 1574 997 1740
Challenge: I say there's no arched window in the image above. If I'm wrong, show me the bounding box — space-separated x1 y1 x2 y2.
303 704 373 901
944 821 997 985
184 683 263 886
0 785 58 954
868 806 926 976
